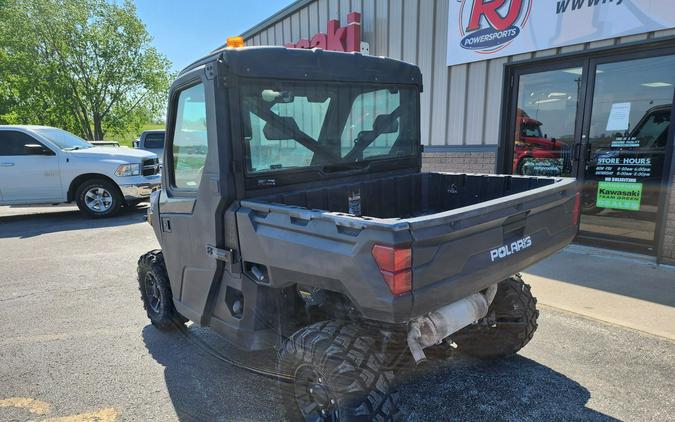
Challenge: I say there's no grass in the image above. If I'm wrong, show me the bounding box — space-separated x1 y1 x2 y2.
108 123 165 147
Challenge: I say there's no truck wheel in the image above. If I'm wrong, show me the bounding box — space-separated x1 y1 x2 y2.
75 178 122 218
137 250 186 330
453 275 538 360
278 321 400 421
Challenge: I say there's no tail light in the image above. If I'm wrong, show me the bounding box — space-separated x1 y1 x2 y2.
572 192 581 226
372 245 412 295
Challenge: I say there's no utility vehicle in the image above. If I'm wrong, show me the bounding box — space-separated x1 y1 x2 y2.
137 45 579 421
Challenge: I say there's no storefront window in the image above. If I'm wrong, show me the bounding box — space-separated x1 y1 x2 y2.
511 67 582 177
580 55 675 246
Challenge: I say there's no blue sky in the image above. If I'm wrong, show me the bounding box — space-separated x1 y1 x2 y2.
134 0 296 72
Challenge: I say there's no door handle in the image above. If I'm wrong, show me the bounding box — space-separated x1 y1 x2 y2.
0 162 15 167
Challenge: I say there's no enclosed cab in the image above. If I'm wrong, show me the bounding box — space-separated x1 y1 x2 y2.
137 46 579 421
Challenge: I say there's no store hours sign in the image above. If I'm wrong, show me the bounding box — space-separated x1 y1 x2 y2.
448 0 675 66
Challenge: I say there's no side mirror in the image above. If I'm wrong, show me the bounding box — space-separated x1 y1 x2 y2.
24 144 54 155
544 133 548 139
263 116 301 140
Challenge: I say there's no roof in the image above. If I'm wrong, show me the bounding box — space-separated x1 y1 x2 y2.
177 47 423 88
0 125 55 131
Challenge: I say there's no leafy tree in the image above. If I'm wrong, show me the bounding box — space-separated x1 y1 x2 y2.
0 0 171 140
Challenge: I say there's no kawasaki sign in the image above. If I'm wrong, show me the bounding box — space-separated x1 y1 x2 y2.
448 0 675 66
596 181 643 211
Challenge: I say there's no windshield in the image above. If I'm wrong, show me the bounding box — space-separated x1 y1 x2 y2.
34 127 93 151
521 122 543 138
240 82 418 174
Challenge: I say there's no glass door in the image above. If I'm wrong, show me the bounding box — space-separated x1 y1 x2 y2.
579 55 675 251
508 64 587 178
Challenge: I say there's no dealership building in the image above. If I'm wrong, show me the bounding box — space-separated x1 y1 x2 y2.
236 0 675 264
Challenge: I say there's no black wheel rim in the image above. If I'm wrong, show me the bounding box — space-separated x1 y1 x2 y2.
144 273 162 314
293 364 339 422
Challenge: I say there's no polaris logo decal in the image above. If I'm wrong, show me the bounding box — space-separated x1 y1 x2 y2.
458 0 532 53
490 236 532 262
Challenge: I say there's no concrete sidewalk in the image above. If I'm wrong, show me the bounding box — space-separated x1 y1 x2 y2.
523 244 675 340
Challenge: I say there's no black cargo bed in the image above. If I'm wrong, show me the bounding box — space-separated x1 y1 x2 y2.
253 173 557 219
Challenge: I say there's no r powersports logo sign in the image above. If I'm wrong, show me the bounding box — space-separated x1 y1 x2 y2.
447 0 675 66
489 236 533 262
458 0 532 54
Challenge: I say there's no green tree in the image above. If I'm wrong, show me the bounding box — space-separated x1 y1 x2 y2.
0 0 171 140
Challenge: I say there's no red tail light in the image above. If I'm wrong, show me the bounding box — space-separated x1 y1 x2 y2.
572 192 581 226
372 245 412 295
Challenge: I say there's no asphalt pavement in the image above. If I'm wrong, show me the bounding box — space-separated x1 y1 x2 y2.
0 205 674 421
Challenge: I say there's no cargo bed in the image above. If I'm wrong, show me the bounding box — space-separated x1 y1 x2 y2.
236 172 578 322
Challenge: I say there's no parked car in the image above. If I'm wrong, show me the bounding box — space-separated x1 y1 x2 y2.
133 129 164 163
0 125 161 217
137 47 580 420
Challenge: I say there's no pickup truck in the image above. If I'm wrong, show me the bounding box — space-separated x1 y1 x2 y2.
136 46 579 420
133 129 165 163
0 125 161 217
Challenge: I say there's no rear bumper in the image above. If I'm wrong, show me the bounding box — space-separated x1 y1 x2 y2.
119 175 161 201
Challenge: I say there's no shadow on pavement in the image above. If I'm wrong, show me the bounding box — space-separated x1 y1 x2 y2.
397 355 618 421
142 324 284 421
0 204 148 239
143 324 617 422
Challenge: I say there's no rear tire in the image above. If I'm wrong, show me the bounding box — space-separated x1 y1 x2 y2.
452 275 538 360
278 320 400 421
137 250 186 330
75 178 122 218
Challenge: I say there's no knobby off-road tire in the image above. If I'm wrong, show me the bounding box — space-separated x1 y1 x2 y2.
278 321 400 421
453 275 539 360
75 178 123 218
137 250 187 330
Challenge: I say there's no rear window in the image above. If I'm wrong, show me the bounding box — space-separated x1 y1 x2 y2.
240 81 419 174
144 133 164 149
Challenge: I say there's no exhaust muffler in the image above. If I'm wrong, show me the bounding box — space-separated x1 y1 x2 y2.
407 284 498 363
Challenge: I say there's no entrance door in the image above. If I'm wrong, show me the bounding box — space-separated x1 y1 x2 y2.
578 55 675 252
507 64 587 178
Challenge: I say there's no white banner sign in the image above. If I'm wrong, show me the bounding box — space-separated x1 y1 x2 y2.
447 0 675 66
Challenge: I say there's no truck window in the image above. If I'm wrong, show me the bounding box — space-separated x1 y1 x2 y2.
0 131 48 155
240 82 418 174
171 83 207 189
144 133 164 149
633 109 670 149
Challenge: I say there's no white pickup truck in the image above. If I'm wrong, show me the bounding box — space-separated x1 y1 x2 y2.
0 125 161 218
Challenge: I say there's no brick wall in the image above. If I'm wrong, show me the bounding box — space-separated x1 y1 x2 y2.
663 173 675 264
421 152 497 174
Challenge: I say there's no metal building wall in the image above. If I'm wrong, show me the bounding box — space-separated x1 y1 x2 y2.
242 0 675 152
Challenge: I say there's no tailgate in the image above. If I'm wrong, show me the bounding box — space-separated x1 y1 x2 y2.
408 177 578 316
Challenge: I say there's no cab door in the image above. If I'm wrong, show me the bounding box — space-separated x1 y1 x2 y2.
0 129 62 203
157 67 235 325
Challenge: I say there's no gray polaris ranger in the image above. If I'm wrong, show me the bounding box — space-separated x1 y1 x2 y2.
138 45 580 421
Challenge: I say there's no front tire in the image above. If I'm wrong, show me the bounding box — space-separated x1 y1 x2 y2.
137 250 186 330
75 178 122 218
278 321 399 421
452 275 538 360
